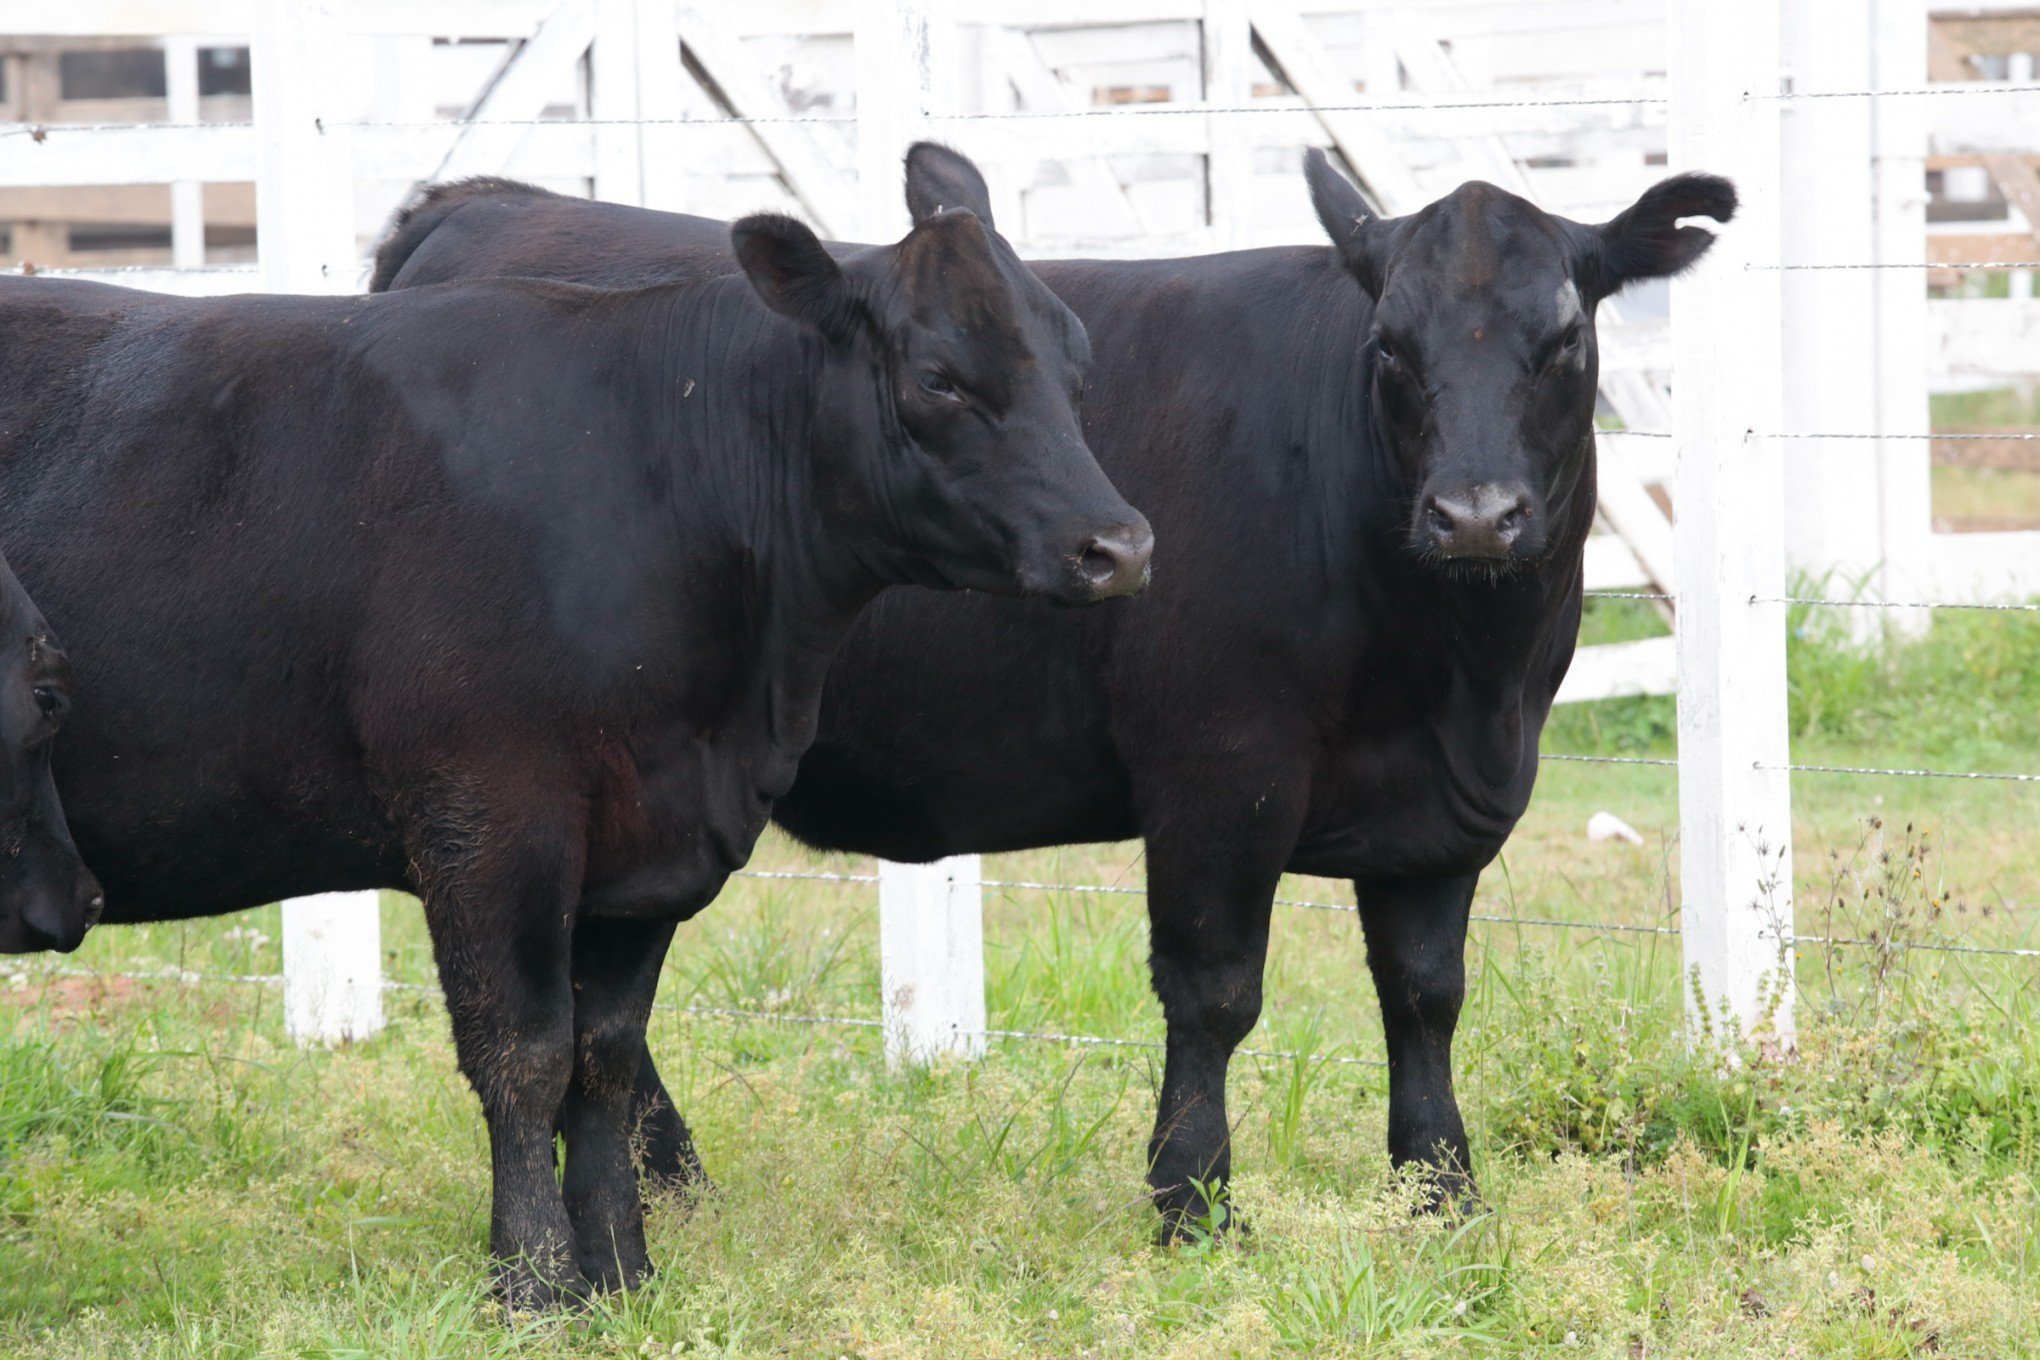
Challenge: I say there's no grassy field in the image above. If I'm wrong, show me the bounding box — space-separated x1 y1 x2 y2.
4 602 2040 1358
1931 384 2040 528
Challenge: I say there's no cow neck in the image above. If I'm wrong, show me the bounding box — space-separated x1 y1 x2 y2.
624 277 892 738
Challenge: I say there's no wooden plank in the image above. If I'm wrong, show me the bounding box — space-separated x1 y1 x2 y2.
3 264 259 293
1929 526 2040 602
1670 0 1794 1050
676 3 856 235
1201 0 1253 249
1582 532 1652 591
0 1 555 38
1929 297 2040 374
1553 634 1675 704
432 0 596 185
1928 230 2040 262
1250 0 1427 212
990 26 1144 240
1983 153 2040 244
163 35 203 266
1874 0 1936 630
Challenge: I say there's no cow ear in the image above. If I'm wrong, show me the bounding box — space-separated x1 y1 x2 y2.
1305 148 1389 299
1584 172 1737 298
731 213 861 343
905 142 995 228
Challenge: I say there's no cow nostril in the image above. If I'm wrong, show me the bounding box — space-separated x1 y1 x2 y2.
1425 499 1458 537
1079 545 1118 584
1077 525 1155 599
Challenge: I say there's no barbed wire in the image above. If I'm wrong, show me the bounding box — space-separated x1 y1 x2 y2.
1751 82 2040 102
1752 261 2040 271
1760 596 2040 613
1773 761 2040 784
1585 591 2040 613
1539 753 1679 767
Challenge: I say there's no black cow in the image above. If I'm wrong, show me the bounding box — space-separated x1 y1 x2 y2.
0 148 1147 1306
375 145 1732 1232
0 552 101 953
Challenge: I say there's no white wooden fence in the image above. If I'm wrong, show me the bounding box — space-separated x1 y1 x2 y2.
5 0 2040 1058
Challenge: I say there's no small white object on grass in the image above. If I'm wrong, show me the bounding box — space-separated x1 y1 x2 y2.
1586 811 1645 846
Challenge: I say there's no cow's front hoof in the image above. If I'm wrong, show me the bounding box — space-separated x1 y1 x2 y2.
1152 1181 1246 1246
578 1248 656 1295
640 1159 714 1209
493 1260 593 1316
1408 1165 1481 1219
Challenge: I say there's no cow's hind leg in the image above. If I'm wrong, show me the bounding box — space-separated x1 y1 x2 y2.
561 917 676 1290
414 795 587 1310
1355 873 1476 1207
629 1042 709 1198
1140 777 1304 1241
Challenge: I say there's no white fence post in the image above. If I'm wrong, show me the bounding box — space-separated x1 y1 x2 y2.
857 0 986 1066
879 858 987 1065
282 891 385 1046
1670 0 1796 1051
1202 0 1253 250
855 0 952 239
163 35 204 270
253 0 383 1047
1870 0 1932 632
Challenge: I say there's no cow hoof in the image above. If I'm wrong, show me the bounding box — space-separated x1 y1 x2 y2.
493 1262 593 1316
641 1163 714 1210
579 1255 656 1295
1410 1169 1482 1219
1152 1183 1246 1246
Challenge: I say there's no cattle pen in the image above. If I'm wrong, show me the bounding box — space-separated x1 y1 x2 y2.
5 1 2040 1356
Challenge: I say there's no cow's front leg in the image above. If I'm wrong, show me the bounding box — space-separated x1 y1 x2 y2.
416 811 586 1310
561 917 677 1291
1140 779 1304 1241
1354 873 1476 1206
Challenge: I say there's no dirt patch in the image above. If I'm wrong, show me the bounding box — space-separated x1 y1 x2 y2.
2 972 242 1028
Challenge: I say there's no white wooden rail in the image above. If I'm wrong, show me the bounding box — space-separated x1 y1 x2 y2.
2 0 2032 1061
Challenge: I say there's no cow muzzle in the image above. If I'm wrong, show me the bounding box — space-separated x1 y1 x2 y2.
1418 481 1540 562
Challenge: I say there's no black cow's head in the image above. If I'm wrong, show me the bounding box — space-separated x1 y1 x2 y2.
729 144 1151 605
0 557 101 953
1305 149 1735 572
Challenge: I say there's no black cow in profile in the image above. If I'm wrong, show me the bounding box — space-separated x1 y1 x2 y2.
376 145 1733 1233
0 552 100 954
0 148 1147 1307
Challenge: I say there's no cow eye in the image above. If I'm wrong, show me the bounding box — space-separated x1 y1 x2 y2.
1375 336 1399 367
1558 325 1583 357
32 685 66 721
917 370 964 404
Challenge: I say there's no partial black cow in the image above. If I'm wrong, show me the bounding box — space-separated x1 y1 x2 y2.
0 551 101 953
0 148 1147 1306
375 145 1733 1232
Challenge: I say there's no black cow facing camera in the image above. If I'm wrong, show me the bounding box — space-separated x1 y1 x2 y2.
1303 149 1734 575
0 554 100 954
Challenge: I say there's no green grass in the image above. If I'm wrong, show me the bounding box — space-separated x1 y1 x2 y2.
6 611 2040 1357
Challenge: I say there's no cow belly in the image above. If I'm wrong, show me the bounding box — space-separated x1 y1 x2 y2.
579 730 795 920
774 732 1138 862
